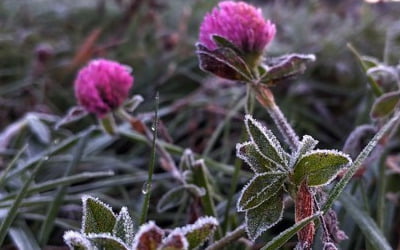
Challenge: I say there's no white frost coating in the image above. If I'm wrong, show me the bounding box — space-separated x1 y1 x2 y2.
161 231 189 250
301 149 352 161
176 216 218 234
298 149 353 187
236 141 287 173
81 195 116 234
236 172 285 212
131 221 164 249
114 206 134 245
171 216 218 247
63 231 94 250
244 115 288 167
87 232 129 248
290 135 319 168
236 141 260 173
244 197 285 241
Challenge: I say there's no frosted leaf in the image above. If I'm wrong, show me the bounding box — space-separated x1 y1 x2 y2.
87 232 129 250
173 216 218 249
244 115 288 168
261 53 316 85
236 142 285 173
237 172 286 211
159 231 189 250
63 231 93 250
113 207 135 246
290 135 319 167
245 191 284 241
131 221 164 250
81 195 116 234
293 149 352 187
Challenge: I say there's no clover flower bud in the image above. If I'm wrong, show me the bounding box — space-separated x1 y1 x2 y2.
199 1 276 54
74 59 134 118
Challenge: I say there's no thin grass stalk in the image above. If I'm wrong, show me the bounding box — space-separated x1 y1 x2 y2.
0 159 44 246
0 145 27 188
139 92 159 225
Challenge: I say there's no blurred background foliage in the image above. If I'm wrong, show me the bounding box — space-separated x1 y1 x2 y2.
1 0 400 249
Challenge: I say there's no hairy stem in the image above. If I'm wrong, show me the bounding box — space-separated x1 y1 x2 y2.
253 85 299 151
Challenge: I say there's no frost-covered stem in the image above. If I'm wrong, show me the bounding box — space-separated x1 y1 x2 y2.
322 112 400 213
254 85 299 151
139 93 159 225
206 224 246 250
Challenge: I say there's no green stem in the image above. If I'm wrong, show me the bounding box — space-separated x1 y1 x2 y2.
322 112 400 213
139 92 159 225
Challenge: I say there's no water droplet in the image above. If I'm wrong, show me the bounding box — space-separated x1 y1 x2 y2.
151 126 155 131
53 139 60 145
142 181 151 194
43 156 49 161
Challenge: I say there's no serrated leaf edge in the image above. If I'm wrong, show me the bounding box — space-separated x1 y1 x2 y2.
172 216 218 248
81 195 116 234
244 115 289 167
245 193 285 241
236 142 286 173
237 172 286 212
113 206 134 245
159 231 189 250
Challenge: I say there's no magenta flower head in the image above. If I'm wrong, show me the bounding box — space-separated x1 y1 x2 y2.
74 59 134 118
199 1 276 55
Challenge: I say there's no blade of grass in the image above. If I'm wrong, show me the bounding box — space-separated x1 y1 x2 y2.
339 192 392 250
118 126 241 176
0 144 27 188
139 92 159 225
0 171 114 202
322 112 400 213
0 159 44 246
347 43 383 97
9 221 41 250
38 127 94 245
5 129 88 181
